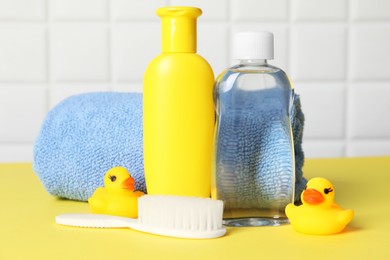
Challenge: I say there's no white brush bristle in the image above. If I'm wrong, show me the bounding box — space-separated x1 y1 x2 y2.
138 195 224 232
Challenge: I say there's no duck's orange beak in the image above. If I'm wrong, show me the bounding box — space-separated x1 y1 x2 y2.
121 177 135 191
303 188 324 205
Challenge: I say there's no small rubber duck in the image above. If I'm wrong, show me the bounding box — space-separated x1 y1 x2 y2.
285 177 354 235
88 166 145 218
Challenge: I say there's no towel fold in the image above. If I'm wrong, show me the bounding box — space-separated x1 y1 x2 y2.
33 92 306 202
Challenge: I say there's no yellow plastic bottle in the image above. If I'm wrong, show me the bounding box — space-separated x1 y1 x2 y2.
143 7 214 197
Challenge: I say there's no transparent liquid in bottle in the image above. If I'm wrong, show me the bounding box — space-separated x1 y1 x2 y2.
213 60 295 226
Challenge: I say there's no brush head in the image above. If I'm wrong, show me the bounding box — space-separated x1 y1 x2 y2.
135 195 226 239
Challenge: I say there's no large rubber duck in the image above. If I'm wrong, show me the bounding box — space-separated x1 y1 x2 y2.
88 166 145 218
285 177 354 235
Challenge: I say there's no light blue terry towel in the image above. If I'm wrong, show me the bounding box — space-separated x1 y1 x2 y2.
216 88 305 209
33 93 144 201
33 92 306 202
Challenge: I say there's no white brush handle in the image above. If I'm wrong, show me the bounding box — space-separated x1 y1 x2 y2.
56 213 136 228
56 213 226 239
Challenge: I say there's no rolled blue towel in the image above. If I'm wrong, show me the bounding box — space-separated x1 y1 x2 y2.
33 93 144 201
33 92 306 202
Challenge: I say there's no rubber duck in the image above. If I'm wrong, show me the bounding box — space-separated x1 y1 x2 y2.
285 177 354 235
88 166 145 218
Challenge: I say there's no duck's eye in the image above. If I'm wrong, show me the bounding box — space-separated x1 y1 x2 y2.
109 175 117 182
324 188 333 194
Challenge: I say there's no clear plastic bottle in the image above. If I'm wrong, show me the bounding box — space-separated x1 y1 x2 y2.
212 31 295 226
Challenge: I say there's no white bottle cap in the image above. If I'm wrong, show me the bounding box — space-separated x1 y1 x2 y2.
233 31 274 60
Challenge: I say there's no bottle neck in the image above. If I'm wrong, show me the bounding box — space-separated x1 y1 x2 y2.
239 59 268 65
158 7 201 53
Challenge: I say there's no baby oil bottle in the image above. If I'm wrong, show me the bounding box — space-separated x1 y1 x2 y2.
212 31 295 226
143 7 214 197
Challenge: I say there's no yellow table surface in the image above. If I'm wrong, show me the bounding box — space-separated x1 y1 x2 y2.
1 157 390 259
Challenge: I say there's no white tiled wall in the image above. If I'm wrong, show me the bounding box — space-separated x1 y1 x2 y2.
1 0 390 162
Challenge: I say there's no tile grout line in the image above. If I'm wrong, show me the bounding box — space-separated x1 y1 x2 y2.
286 0 292 74
45 0 52 111
107 0 113 92
227 0 232 63
344 0 352 157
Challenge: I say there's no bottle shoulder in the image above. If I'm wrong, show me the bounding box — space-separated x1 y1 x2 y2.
148 52 210 64
227 63 285 74
214 63 293 102
215 64 291 88
145 53 214 78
